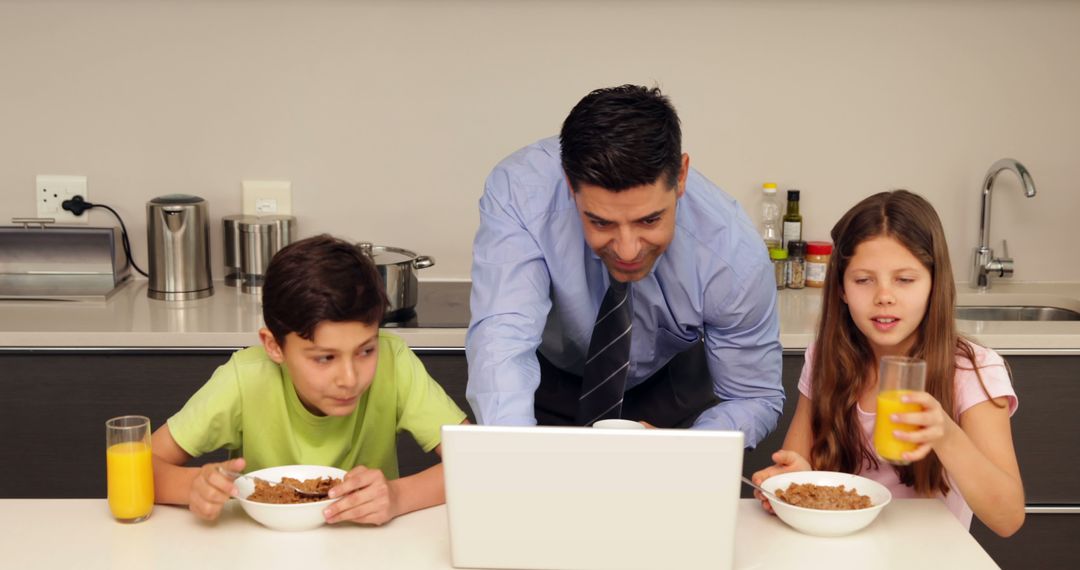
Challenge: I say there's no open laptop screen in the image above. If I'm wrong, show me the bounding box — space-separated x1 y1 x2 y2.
442 425 744 570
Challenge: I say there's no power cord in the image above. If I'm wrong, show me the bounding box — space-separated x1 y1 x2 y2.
61 195 149 277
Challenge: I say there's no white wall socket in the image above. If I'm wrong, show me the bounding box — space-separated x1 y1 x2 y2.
36 175 89 224
242 180 292 215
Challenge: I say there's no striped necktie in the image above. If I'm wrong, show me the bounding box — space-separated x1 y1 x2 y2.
577 278 633 426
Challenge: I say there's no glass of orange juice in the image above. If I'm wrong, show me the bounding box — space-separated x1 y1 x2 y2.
873 356 927 465
106 415 154 523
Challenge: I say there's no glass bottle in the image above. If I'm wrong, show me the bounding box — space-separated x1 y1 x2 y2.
782 189 802 249
769 248 788 290
760 183 782 251
787 240 806 289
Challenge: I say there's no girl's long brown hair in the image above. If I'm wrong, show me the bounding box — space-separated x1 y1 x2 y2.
809 190 997 496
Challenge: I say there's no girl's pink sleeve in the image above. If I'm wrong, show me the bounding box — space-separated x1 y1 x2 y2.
798 344 816 399
955 345 1018 416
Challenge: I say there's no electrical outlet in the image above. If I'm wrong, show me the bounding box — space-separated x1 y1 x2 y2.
36 175 89 224
242 180 292 215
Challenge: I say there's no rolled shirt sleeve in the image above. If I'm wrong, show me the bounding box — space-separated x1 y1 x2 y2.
466 166 552 425
692 253 784 447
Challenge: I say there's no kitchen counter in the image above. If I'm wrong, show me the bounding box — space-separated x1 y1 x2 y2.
778 280 1080 353
1 279 1079 352
0 499 997 569
0 279 471 349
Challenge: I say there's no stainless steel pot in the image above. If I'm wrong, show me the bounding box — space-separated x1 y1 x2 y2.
358 242 435 321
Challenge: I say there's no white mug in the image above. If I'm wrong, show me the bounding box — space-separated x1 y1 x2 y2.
592 419 645 430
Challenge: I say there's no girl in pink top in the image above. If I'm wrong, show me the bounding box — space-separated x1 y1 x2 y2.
752 190 1025 537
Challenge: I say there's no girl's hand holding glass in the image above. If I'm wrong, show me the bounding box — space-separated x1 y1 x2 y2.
751 450 812 514
889 391 957 463
873 356 927 465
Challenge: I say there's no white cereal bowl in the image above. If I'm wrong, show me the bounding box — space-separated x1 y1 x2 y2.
760 470 892 537
234 465 346 531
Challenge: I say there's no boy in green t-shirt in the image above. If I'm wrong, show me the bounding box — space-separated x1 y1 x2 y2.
151 235 468 524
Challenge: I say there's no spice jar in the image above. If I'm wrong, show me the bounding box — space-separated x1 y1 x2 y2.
806 241 833 288
787 240 806 289
769 248 788 290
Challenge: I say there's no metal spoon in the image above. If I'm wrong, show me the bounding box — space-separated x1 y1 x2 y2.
217 467 329 499
741 475 784 504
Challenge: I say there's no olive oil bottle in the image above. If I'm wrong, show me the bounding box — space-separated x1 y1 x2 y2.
782 189 802 249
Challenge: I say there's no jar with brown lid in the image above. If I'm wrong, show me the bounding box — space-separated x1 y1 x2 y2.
805 241 833 288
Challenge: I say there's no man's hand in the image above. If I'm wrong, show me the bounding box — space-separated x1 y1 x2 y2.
322 465 398 526
189 457 245 521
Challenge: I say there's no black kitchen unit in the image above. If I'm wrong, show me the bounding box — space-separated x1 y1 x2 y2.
1 281 1076 568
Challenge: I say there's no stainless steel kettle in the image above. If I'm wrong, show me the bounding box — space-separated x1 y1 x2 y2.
146 194 213 300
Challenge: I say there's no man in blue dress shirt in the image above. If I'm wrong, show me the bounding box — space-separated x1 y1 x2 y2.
466 85 783 446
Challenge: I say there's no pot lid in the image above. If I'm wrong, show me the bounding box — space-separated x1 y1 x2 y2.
358 242 417 265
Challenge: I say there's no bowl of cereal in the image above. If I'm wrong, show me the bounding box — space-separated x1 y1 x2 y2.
234 465 346 531
760 471 891 537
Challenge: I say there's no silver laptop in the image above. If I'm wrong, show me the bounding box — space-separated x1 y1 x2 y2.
442 424 744 570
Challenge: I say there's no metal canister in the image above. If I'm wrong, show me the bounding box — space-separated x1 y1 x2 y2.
222 214 258 287
238 219 276 294
261 215 296 252
236 215 297 294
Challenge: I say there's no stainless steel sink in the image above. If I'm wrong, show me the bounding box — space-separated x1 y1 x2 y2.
955 306 1080 321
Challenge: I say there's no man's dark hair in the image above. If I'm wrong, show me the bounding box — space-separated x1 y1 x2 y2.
559 84 682 192
262 234 388 345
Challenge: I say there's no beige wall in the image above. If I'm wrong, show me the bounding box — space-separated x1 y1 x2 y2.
1 0 1076 282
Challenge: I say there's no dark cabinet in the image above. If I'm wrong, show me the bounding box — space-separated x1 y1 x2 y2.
0 348 467 498
972 513 1080 569
1001 356 1080 504
2 349 1076 569
0 350 234 498
970 355 1080 569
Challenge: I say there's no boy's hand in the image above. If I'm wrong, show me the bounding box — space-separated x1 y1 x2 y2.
750 450 811 514
323 465 398 526
189 457 245 521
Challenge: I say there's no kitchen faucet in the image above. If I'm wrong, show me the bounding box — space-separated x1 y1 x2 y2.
971 158 1037 289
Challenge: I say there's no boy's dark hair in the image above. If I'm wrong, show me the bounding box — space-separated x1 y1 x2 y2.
262 234 388 345
559 84 682 192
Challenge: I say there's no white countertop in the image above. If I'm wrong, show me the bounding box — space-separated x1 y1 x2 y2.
778 281 1080 353
0 499 997 569
0 279 466 350
2 279 1079 353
